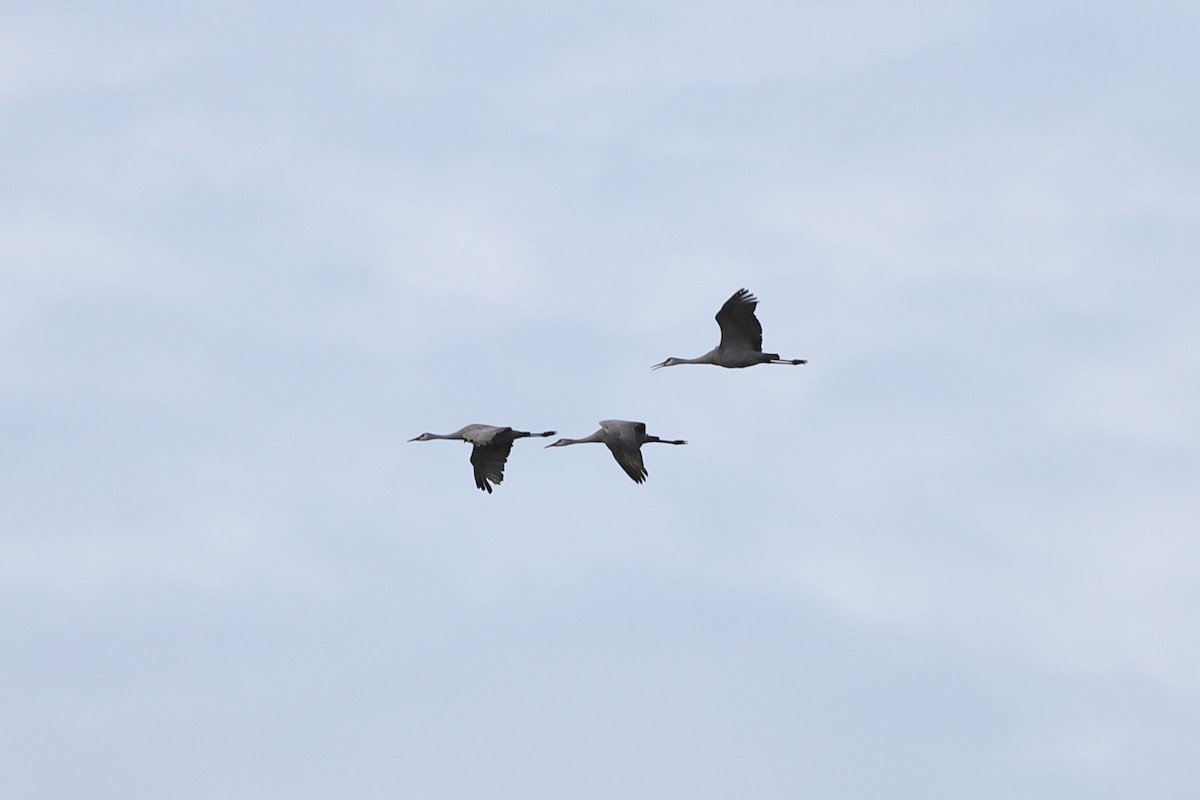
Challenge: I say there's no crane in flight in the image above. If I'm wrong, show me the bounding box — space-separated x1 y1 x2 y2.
652 288 807 370
408 424 555 493
545 420 686 484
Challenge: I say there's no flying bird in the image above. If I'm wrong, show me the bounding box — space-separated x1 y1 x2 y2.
408 424 556 493
652 288 807 369
545 420 686 484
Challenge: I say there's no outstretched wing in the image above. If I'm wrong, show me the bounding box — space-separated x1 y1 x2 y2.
603 439 648 483
715 288 764 353
469 440 514 493
600 421 649 484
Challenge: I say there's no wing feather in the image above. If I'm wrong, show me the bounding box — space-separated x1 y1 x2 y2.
603 438 648 483
597 422 645 483
715 288 764 353
469 440 514 493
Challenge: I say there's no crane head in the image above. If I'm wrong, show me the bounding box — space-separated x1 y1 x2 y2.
407 433 435 441
651 357 680 370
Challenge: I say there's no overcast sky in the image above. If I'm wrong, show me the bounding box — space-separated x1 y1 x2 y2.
3 1 1199 797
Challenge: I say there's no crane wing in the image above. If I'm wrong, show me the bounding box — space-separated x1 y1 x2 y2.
599 421 649 484
603 439 648 483
461 424 505 446
715 288 764 353
469 440 514 493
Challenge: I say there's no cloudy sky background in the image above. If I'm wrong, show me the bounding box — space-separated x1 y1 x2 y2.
3 1 1199 797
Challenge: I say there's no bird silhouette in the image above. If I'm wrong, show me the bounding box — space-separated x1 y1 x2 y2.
409 424 555 493
545 420 686 484
652 288 807 369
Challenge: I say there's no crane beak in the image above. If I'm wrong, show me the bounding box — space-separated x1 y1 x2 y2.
650 360 668 370
406 436 421 442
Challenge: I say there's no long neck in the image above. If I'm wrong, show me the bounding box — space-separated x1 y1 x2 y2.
558 431 606 446
679 349 720 365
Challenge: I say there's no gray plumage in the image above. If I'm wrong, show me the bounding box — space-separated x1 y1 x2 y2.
652 288 807 369
545 420 686 484
408 424 555 493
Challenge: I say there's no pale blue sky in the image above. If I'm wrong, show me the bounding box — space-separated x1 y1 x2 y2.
3 1 1199 797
